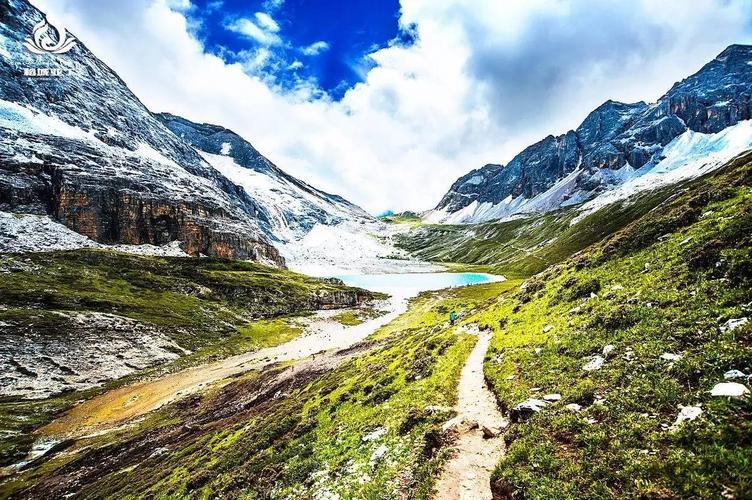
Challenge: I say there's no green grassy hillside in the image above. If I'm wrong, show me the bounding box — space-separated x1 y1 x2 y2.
395 183 694 277
0 251 377 470
2 281 517 499
450 155 752 498
0 250 374 349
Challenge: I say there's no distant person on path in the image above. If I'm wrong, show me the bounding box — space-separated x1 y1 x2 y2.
450 311 457 325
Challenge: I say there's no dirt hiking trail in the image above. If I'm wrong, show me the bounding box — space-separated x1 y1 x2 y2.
434 324 508 500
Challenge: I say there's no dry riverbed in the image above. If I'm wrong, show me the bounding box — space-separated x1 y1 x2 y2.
39 299 402 440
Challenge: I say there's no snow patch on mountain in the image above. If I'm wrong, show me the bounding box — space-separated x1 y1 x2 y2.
201 151 369 242
464 175 485 186
201 145 437 275
426 167 586 224
0 39 11 60
572 119 752 223
279 221 442 277
0 99 92 140
134 142 184 171
429 119 752 226
0 100 255 217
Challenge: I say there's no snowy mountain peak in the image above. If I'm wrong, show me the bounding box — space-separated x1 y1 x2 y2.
0 0 376 264
0 0 278 262
429 44 752 224
156 113 373 243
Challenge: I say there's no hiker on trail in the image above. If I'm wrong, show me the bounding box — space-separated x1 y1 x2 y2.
450 311 458 325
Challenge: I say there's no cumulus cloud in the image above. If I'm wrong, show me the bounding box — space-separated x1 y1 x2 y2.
263 0 284 10
205 1 223 13
301 40 330 56
165 0 192 12
26 0 752 213
226 16 281 46
451 0 752 136
254 12 280 33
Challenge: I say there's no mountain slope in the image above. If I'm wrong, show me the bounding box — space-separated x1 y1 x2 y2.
481 152 752 498
428 44 752 224
394 153 747 277
156 113 373 243
0 249 377 468
0 0 281 263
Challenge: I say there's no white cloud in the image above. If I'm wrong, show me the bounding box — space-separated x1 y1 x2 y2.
301 40 330 56
165 0 192 11
205 1 223 13
263 0 284 11
254 12 279 33
288 60 304 70
226 16 280 46
26 0 752 214
237 47 275 73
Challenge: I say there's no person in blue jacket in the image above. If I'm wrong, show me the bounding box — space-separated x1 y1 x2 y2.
449 310 458 325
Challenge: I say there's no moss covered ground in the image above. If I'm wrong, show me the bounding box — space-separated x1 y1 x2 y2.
0 250 370 349
0 251 373 471
332 310 366 326
331 306 384 326
458 156 752 498
1 281 516 499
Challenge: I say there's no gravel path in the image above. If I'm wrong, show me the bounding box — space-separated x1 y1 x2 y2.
434 324 508 500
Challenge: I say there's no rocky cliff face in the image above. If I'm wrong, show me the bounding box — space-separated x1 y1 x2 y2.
0 0 282 264
157 113 373 243
431 44 752 223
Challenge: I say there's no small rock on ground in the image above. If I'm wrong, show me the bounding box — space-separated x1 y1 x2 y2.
582 355 605 371
711 382 750 397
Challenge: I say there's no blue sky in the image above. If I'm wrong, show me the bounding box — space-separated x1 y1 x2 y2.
186 0 414 99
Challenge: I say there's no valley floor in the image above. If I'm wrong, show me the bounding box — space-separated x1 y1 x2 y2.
0 278 516 499
1 157 752 499
40 299 401 440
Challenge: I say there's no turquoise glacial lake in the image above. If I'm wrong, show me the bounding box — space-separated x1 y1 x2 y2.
334 272 503 295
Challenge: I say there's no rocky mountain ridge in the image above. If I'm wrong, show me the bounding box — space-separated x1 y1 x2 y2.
0 0 285 263
0 0 372 265
429 44 752 223
157 113 373 243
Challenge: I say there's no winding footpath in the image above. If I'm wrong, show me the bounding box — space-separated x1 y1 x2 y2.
435 324 508 500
